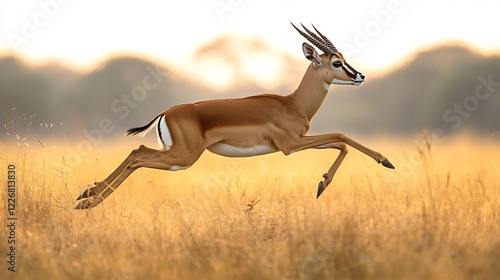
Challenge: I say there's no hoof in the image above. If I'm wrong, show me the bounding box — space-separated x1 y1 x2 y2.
381 159 395 169
76 189 90 201
76 183 102 200
317 181 325 199
74 197 102 210
74 200 91 210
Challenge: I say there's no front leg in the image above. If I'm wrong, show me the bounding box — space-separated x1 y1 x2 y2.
279 133 395 198
314 143 348 198
282 132 395 168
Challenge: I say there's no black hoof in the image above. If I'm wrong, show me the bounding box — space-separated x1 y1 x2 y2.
381 159 395 169
317 181 325 199
74 196 102 210
74 200 91 210
76 189 90 201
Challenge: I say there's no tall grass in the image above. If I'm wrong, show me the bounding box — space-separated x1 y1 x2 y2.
1 136 499 279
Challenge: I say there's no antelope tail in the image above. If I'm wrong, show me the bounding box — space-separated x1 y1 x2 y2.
125 115 161 136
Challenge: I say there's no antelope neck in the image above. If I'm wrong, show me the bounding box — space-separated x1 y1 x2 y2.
286 64 330 121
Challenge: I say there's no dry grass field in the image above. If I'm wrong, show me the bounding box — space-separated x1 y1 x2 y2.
1 135 499 280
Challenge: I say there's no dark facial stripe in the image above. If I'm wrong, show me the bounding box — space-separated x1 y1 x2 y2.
331 54 358 79
342 62 358 79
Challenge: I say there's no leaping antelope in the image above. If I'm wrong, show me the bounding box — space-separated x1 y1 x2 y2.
74 23 395 209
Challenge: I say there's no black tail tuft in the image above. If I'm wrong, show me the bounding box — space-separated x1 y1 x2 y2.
125 115 161 136
126 125 148 136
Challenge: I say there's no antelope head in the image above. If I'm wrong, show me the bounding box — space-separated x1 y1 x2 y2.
292 23 365 86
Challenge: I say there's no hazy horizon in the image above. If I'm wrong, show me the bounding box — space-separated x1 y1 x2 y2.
1 38 496 91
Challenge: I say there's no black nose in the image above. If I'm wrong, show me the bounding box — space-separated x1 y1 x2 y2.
360 73 365 79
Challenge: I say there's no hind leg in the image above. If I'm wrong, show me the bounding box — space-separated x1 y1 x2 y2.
75 145 156 202
75 147 202 209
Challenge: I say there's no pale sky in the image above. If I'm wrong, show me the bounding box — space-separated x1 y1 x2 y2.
1 0 499 84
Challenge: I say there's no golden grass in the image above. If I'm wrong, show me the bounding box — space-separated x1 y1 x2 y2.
1 135 499 280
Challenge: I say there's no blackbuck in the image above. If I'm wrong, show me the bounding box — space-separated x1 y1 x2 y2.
75 23 395 209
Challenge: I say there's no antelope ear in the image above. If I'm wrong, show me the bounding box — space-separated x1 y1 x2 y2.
302 43 322 68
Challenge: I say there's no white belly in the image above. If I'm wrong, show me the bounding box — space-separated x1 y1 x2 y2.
208 143 276 157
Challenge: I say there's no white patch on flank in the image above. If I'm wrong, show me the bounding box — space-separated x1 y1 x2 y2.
208 143 275 157
169 165 191 171
157 115 173 150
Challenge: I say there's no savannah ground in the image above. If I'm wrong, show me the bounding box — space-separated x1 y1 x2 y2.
1 135 499 279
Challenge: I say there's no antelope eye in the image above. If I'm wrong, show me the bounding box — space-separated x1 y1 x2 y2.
332 61 342 68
